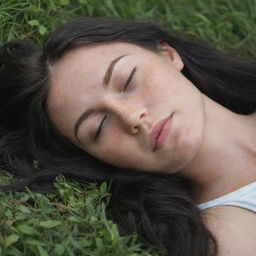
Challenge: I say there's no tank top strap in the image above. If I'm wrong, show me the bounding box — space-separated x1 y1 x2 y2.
198 182 256 212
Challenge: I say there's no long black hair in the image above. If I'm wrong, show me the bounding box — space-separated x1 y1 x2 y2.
1 17 256 256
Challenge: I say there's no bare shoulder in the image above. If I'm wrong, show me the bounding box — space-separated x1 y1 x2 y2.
202 206 256 256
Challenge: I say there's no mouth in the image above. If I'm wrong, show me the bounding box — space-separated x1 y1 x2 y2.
149 113 173 152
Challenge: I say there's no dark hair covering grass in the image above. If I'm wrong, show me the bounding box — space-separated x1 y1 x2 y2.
1 17 256 256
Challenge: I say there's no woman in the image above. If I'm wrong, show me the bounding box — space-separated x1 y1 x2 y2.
1 17 256 256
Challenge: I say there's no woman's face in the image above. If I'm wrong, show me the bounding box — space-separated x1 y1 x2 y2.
47 42 205 174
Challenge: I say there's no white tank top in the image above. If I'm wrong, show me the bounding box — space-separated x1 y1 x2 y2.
197 182 256 212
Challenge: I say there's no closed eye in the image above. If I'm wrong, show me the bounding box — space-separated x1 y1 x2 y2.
94 115 108 141
123 67 137 92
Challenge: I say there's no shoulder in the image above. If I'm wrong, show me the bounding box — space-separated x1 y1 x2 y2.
202 206 256 256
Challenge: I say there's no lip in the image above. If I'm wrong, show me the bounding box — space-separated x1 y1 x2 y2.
149 113 173 152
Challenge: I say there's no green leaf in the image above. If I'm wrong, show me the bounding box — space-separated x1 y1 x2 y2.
39 220 61 228
39 26 47 35
4 234 19 248
110 223 120 243
5 209 13 218
4 246 23 256
90 216 98 222
193 12 211 24
14 214 27 221
28 19 40 26
38 245 49 256
95 237 104 251
18 205 31 214
53 244 65 256
100 182 107 193
25 239 46 246
17 224 37 235
67 216 83 223
81 238 93 247
59 0 70 5
70 239 83 250
20 194 30 202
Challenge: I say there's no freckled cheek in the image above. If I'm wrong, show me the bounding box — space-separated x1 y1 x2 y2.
99 132 138 167
143 77 169 105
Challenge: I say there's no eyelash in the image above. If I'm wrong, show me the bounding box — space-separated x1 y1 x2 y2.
94 115 107 141
94 67 137 141
122 66 137 92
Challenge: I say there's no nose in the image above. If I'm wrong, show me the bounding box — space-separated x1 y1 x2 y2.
104 97 147 134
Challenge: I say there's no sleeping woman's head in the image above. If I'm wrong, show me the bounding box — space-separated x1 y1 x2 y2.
47 40 205 174
1 17 256 256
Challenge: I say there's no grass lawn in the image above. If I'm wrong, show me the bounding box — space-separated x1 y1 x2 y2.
0 0 256 255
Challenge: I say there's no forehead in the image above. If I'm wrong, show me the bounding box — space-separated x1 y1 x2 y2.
47 42 154 104
51 42 147 72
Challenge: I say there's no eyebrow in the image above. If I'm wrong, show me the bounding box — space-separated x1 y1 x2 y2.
103 54 127 86
74 54 127 142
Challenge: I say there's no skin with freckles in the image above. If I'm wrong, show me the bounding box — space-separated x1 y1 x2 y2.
47 42 206 174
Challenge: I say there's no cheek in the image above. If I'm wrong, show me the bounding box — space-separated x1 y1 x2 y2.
96 132 142 168
143 64 177 101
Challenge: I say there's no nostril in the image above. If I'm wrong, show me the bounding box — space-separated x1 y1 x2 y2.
140 112 146 119
133 125 139 133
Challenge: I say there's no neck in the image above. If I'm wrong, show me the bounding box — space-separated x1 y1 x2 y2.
180 95 256 203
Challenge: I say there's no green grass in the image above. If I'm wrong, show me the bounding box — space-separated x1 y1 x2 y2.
0 0 256 255
0 171 159 256
1 0 256 57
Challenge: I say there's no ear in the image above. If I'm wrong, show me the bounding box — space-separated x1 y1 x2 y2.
158 42 184 71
